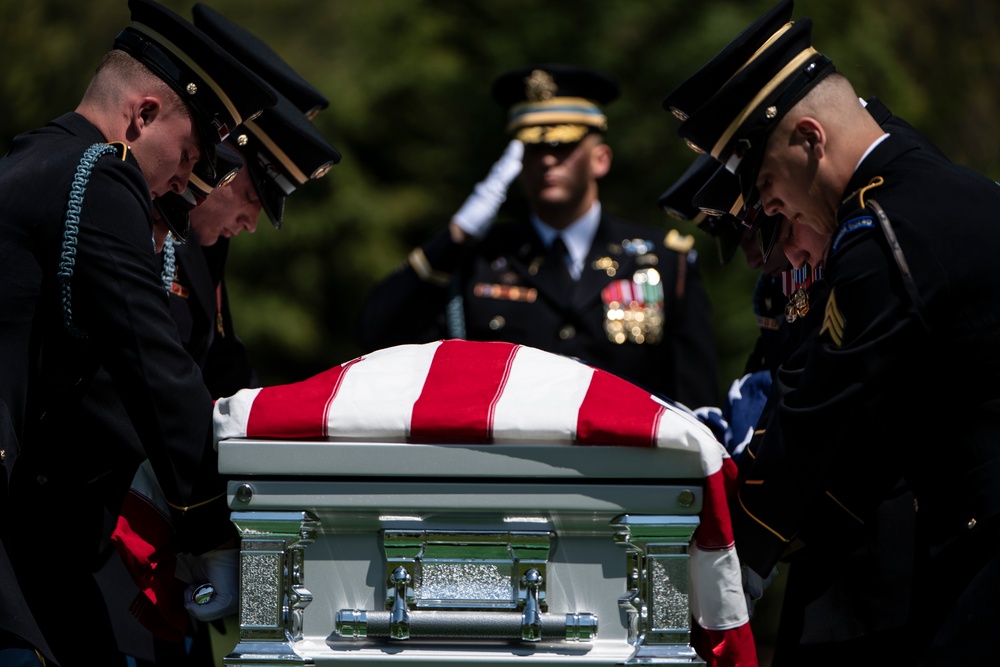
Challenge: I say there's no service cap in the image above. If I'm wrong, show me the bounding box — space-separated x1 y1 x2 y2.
659 154 745 265
676 15 835 204
192 3 329 118
113 0 276 176
191 3 341 228
662 0 794 121
231 94 342 229
492 64 619 145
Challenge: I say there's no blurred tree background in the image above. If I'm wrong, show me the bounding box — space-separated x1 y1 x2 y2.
2 0 998 397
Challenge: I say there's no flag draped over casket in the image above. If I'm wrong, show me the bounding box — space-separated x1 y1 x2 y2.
117 340 757 666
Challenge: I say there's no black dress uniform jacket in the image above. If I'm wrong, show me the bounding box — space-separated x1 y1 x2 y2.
169 238 257 399
357 211 719 408
0 113 228 665
732 130 1000 663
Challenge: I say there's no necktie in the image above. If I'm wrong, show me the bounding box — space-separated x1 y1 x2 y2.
548 236 574 292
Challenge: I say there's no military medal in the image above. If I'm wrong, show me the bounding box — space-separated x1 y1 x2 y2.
601 267 664 345
781 264 823 323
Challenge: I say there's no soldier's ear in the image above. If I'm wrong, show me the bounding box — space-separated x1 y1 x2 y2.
796 117 825 159
591 142 612 179
130 97 162 137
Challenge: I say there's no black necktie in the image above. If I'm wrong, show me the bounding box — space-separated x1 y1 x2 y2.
548 236 574 292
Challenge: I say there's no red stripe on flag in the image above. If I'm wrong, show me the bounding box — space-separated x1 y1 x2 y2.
410 340 517 442
246 359 359 439
694 462 737 550
575 370 660 447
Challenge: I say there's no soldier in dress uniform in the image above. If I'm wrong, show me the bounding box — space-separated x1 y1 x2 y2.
0 1 277 664
167 2 342 399
47 6 343 665
357 64 719 409
665 3 1000 664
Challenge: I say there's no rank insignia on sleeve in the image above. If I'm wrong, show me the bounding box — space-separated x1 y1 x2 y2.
820 287 845 346
601 268 664 345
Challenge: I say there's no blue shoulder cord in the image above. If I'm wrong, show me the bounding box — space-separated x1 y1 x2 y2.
161 233 177 291
445 274 466 339
58 142 118 339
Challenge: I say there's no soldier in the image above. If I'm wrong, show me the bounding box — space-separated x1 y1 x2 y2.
357 64 719 409
45 5 343 664
667 2 1000 664
172 1 342 399
0 0 276 664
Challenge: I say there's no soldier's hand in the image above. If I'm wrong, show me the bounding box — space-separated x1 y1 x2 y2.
741 563 777 619
183 547 240 622
451 139 524 239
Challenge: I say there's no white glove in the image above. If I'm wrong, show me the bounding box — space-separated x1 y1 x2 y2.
451 139 524 238
183 547 240 622
741 564 777 619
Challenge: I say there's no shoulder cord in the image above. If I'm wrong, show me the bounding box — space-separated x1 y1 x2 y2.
866 198 930 334
160 232 177 291
445 270 466 339
58 142 119 339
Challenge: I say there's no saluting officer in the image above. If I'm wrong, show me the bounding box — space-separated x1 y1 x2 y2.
357 64 719 409
0 1 276 664
666 3 1000 664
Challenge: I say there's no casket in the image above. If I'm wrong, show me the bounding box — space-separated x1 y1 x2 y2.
211 341 751 666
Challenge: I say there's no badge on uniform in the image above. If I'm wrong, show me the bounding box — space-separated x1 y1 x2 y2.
601 267 664 345
473 283 538 303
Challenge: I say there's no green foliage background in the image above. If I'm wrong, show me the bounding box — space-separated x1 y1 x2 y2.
2 0 998 398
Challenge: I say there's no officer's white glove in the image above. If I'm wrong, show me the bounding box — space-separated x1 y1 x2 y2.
741 564 777 619
183 547 240 622
451 139 524 238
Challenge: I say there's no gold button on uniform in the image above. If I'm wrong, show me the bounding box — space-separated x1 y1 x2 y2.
559 325 576 340
489 316 505 330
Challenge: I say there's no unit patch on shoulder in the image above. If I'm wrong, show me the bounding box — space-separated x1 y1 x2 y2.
819 287 845 347
831 215 874 254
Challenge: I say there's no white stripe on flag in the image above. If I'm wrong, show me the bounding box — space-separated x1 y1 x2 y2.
492 347 594 441
326 342 441 438
213 386 263 442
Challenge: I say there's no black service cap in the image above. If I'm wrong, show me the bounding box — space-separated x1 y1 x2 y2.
677 17 834 203
192 3 330 118
113 0 277 176
659 154 746 265
231 94 342 229
663 0 795 121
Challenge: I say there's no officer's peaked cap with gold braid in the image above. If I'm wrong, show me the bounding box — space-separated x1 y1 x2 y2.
492 64 619 145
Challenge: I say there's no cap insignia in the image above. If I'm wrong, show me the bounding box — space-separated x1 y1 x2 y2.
765 105 778 120
186 82 198 96
524 69 557 102
237 133 249 146
311 163 334 180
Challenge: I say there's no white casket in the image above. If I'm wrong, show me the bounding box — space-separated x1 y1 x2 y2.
213 341 750 666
